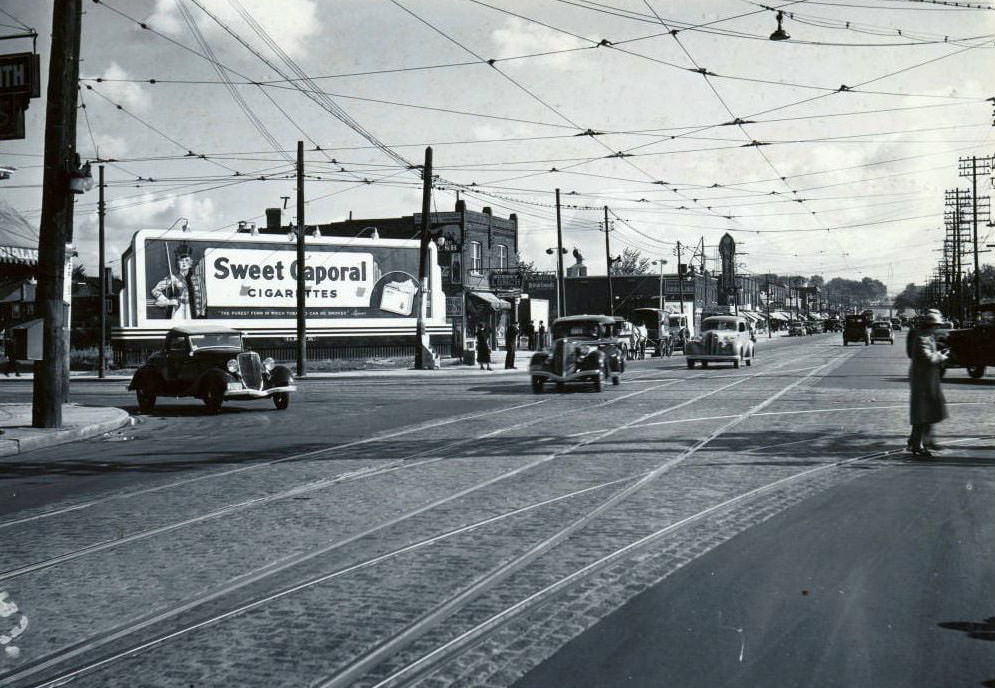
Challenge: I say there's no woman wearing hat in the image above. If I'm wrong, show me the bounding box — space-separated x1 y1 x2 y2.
907 311 949 456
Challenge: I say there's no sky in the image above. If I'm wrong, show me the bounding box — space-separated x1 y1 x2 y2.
2 0 994 296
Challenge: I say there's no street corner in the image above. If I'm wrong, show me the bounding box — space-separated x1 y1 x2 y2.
0 403 133 457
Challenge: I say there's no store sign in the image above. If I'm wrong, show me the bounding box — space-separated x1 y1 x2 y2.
0 53 40 141
524 271 557 290
490 270 523 290
445 296 463 317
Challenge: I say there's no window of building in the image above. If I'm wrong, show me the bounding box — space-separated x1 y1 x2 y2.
470 241 482 273
497 244 508 269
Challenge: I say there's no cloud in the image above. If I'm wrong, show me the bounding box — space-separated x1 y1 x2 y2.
96 62 151 112
148 0 321 60
490 17 588 69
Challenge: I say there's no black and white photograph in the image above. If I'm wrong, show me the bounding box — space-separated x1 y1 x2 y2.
1 1 994 686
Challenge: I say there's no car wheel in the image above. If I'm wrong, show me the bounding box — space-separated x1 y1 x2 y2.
843 340 848 346
555 382 564 392
701 361 709 369
686 359 694 369
136 382 157 413
531 376 544 394
272 392 290 410
967 365 986 379
203 379 225 414
593 370 603 392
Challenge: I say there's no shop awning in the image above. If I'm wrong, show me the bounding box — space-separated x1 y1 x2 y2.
769 311 789 321
468 291 511 311
0 199 38 266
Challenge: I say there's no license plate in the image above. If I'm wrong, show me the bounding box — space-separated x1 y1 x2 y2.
226 382 242 391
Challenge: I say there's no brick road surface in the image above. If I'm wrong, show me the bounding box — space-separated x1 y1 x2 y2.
2 336 992 687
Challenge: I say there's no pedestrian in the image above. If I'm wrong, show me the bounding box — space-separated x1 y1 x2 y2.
475 325 492 371
907 312 948 457
537 320 547 349
504 320 520 369
527 320 536 350
2 330 19 377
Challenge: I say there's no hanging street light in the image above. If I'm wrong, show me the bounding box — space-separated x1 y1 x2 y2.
769 11 790 41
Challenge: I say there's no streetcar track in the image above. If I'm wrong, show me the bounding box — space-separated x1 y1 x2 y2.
0 378 678 581
0 352 823 687
372 435 993 688
316 350 854 688
0 399 550 531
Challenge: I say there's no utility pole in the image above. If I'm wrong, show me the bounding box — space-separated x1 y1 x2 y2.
33 0 83 428
555 188 565 318
603 205 614 315
296 140 306 378
415 146 433 369
765 273 771 339
98 165 105 379
959 155 992 321
676 241 684 314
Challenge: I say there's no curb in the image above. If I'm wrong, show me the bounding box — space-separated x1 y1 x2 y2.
0 408 133 457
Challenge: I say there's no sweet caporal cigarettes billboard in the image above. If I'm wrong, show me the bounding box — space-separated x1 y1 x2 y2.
118 229 444 329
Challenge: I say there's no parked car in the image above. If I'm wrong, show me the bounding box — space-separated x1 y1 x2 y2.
945 303 995 378
685 315 755 369
610 317 636 360
843 314 871 346
128 325 296 413
870 320 895 344
632 308 673 357
529 314 624 393
787 321 805 337
890 317 902 331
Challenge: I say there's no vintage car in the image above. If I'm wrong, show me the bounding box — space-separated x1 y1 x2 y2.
529 314 624 393
890 317 903 331
842 314 871 346
787 321 805 337
128 325 296 413
610 317 636 360
685 315 755 369
870 320 895 344
945 304 995 378
632 308 673 357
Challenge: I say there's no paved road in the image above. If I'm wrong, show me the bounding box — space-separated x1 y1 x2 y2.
0 333 991 687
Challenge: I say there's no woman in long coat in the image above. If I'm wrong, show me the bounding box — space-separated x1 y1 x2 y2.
907 312 948 456
475 326 492 371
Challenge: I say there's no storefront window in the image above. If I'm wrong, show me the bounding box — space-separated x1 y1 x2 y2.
497 244 507 269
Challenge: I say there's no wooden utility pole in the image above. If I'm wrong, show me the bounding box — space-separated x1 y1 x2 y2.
296 140 306 377
676 241 684 314
98 165 106 378
603 206 614 315
415 146 433 369
555 188 564 318
33 0 82 428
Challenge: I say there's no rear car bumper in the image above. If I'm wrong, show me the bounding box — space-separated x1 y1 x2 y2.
224 384 297 399
686 354 741 363
530 369 602 383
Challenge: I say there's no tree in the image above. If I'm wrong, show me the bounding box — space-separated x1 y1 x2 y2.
610 247 652 276
893 282 922 311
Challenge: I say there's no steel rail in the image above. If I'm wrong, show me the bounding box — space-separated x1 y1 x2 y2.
3 350 827 687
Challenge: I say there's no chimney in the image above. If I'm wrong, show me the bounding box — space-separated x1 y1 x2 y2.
266 207 281 231
482 207 492 216
455 199 466 213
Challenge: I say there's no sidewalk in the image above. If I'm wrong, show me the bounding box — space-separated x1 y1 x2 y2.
0 403 132 457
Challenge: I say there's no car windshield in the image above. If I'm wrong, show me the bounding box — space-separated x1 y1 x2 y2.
977 310 995 325
703 319 736 331
873 321 889 327
553 322 602 339
632 312 659 328
189 333 242 350
668 316 683 326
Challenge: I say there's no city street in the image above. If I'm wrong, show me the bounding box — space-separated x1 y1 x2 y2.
1 333 992 687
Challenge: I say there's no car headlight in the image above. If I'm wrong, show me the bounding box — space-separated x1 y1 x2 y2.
263 357 275 372
226 359 239 374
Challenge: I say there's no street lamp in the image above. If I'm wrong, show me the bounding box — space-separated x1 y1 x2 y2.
651 259 667 309
769 10 790 41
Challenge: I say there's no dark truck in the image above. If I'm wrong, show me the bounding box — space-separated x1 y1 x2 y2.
842 313 871 346
944 303 995 378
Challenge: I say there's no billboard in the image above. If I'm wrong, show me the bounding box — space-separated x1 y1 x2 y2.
120 230 444 331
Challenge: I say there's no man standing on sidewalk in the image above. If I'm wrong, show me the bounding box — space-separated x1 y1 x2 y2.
505 320 520 369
